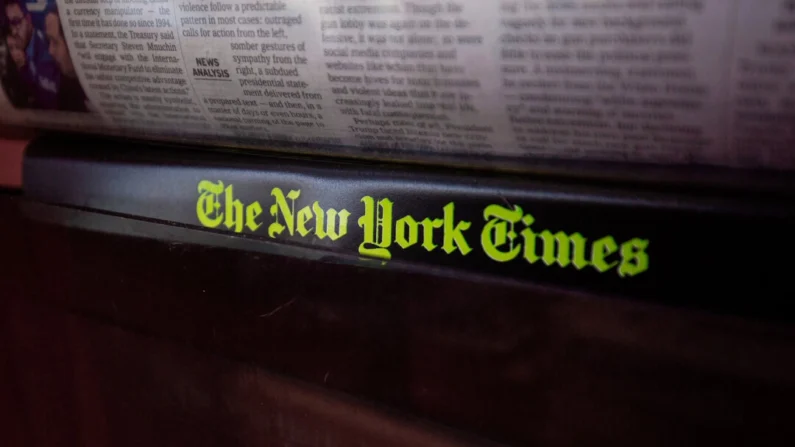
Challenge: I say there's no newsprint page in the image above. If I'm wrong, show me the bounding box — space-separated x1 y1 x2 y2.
1 0 794 168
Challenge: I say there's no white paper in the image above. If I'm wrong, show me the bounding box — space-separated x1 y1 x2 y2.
1 0 793 168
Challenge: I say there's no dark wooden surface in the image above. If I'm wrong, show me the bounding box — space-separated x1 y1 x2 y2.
1 192 794 446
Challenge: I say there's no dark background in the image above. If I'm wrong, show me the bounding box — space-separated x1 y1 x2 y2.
2 189 794 446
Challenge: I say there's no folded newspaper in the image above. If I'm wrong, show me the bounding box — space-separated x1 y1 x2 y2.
1 0 793 168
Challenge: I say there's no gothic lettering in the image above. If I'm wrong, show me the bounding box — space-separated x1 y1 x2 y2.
195 181 650 279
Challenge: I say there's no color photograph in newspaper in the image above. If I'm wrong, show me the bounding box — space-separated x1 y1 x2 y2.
1 0 89 112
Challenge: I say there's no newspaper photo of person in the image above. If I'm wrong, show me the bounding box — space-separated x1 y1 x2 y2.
44 5 88 112
0 0 89 112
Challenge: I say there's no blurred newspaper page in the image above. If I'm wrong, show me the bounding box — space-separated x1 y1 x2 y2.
1 0 793 168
